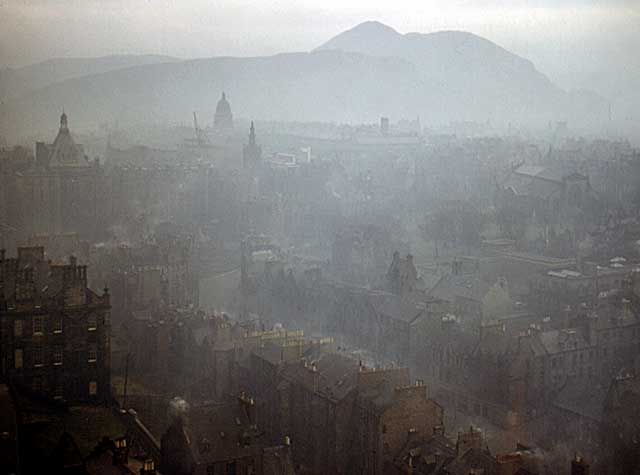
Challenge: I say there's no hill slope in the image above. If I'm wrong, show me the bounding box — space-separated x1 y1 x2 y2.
0 54 179 100
0 23 608 141
316 21 563 110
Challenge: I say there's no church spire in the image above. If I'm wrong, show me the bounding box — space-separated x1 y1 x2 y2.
249 121 256 146
243 120 262 168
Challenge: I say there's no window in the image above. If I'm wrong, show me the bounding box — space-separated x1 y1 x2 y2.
33 346 44 367
33 316 44 335
89 381 97 396
52 317 62 334
226 462 237 475
14 320 23 338
207 466 215 475
87 314 97 331
32 376 43 392
53 347 63 366
88 345 97 363
143 461 155 473
53 384 64 400
14 349 23 369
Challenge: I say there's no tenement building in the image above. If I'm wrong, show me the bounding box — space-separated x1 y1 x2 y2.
0 246 111 402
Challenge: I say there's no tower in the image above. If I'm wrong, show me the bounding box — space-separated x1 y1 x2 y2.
214 92 233 132
242 121 262 168
60 110 68 131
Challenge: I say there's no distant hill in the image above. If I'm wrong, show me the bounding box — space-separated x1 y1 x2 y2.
0 54 179 100
316 21 564 111
0 23 609 142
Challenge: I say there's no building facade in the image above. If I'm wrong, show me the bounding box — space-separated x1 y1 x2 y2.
0 246 111 403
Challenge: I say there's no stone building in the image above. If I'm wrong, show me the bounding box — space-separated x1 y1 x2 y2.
268 353 443 475
0 246 111 403
13 112 104 240
496 163 601 255
159 396 295 475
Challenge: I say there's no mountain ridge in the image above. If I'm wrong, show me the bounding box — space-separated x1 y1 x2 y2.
0 54 180 101
0 22 609 141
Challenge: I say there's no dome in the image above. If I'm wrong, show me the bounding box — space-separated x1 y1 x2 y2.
214 92 234 131
215 92 231 116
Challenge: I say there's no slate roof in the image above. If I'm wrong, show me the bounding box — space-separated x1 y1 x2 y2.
393 433 457 474
357 368 411 410
445 447 497 475
531 329 592 356
187 401 261 465
370 292 425 324
553 381 607 422
429 274 491 304
280 352 360 402
501 164 565 200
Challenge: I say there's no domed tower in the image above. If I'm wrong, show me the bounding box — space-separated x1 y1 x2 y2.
214 92 233 132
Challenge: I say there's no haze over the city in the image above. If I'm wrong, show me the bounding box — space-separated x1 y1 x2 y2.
1 3 640 474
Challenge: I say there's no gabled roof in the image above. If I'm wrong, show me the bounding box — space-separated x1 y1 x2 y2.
370 292 424 324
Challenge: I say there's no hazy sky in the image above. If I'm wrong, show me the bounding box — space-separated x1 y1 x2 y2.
1 0 638 89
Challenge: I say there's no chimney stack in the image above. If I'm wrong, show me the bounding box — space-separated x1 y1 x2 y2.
456 426 482 455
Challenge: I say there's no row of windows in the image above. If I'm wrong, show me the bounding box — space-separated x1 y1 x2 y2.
14 314 97 337
30 378 98 397
206 461 250 475
14 346 98 369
